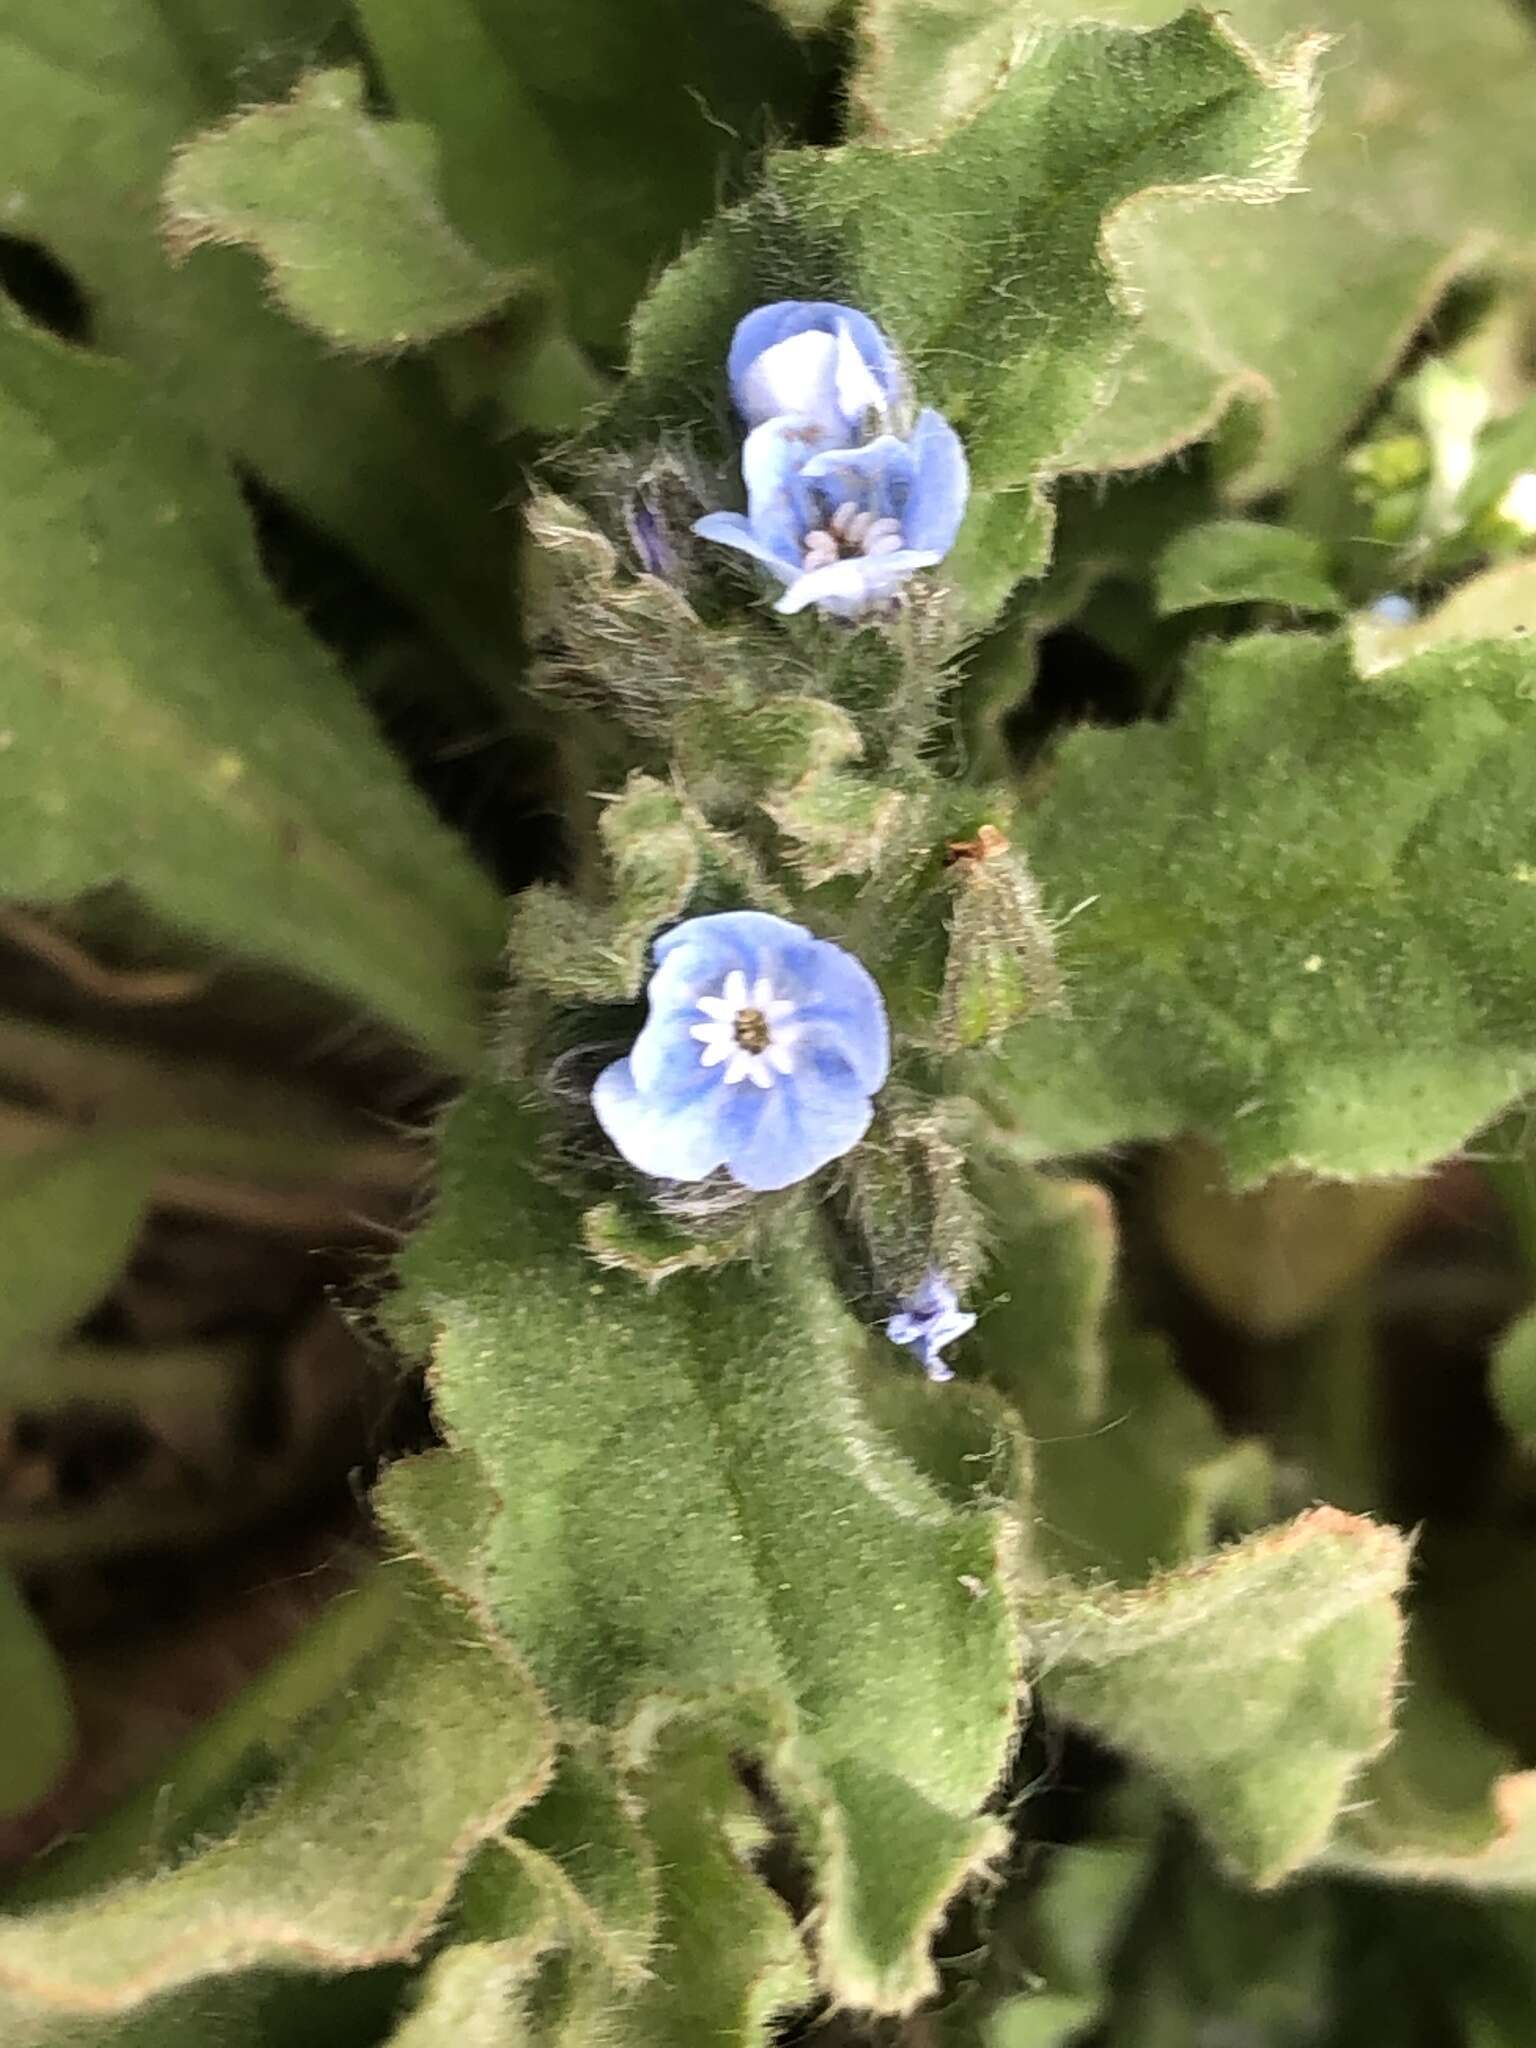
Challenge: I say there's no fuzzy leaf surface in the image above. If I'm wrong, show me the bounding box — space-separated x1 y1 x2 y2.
353 0 811 355
0 0 516 690
0 310 503 1066
623 10 1316 620
0 1561 552 2032
380 1844 559 2048
165 70 527 352
391 1082 1018 2013
610 1718 814 2046
1025 1509 1409 1884
998 628 1536 1181
853 0 1536 493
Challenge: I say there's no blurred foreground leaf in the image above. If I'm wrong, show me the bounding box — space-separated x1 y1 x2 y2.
0 308 503 1066
0 0 518 690
0 1137 155 1363
1153 519 1343 617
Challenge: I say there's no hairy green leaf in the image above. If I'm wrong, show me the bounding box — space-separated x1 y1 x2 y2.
0 0 517 692
353 0 812 355
8 1571 399 1913
0 1559 552 2030
389 1083 1018 2012
624 10 1316 621
0 308 503 1066
998 627 1536 1180
854 0 1536 494
612 1717 813 2046
381 1845 560 2048
165 70 528 352
1026 1508 1410 1884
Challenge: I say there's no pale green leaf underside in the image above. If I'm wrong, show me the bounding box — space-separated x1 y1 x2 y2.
0 307 503 1066
391 1082 1017 2012
166 69 527 352
1027 1508 1409 1884
855 0 1536 494
997 627 1536 1181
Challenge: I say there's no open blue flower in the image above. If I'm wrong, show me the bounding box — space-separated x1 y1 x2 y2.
592 911 889 1191
726 301 903 445
695 409 969 618
885 1272 976 1383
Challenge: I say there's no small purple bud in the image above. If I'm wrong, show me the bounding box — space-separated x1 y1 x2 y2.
625 489 678 581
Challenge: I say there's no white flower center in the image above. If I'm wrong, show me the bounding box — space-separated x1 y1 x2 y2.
800 499 905 575
689 969 799 1089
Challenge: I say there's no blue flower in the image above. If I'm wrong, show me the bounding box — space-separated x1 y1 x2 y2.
885 1272 976 1383
592 911 890 1191
726 300 903 445
695 410 969 618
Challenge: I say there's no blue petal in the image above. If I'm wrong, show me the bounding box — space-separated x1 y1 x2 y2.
638 911 819 1071
903 409 970 555
718 1043 875 1191
635 913 809 1076
591 1056 728 1182
653 910 813 972
780 937 890 1093
774 550 940 618
727 302 901 428
742 418 824 562
738 330 844 440
625 1012 719 1106
693 510 799 586
906 1270 958 1319
797 434 918 524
